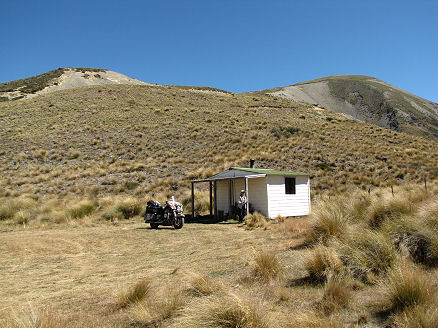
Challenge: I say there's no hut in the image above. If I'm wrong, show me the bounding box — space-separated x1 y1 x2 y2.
191 165 310 219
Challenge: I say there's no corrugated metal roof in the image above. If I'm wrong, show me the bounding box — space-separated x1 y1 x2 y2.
231 167 308 176
201 169 266 181
193 167 308 182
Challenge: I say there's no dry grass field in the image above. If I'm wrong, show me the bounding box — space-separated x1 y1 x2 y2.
1 182 437 328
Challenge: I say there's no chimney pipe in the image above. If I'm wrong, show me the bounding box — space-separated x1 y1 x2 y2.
250 159 255 168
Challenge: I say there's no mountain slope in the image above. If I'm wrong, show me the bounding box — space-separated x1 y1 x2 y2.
0 67 152 101
0 83 437 201
255 75 438 139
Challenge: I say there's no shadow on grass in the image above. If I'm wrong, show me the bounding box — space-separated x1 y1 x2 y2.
287 275 320 287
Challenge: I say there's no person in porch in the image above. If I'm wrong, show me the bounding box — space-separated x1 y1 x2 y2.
237 190 247 223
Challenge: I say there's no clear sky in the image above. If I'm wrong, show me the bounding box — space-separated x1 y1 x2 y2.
1 0 437 102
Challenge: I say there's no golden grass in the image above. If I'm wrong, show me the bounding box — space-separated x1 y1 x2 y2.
318 276 351 315
174 294 270 328
304 244 344 283
189 273 225 296
0 83 436 206
252 250 283 281
244 212 269 230
380 260 434 313
1 182 437 327
114 278 152 309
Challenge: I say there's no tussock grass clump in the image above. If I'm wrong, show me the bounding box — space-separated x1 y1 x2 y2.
348 192 371 222
177 294 270 328
394 305 438 328
308 201 350 243
0 197 36 221
304 244 344 283
0 308 67 328
388 216 438 267
319 276 351 314
293 312 344 328
67 199 97 219
367 196 414 229
366 199 388 229
114 278 152 310
253 250 283 281
13 210 33 225
380 261 433 313
190 273 225 296
421 200 438 230
245 212 268 230
132 287 184 326
114 197 142 219
337 231 396 283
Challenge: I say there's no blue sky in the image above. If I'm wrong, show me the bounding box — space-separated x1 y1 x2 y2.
1 0 437 101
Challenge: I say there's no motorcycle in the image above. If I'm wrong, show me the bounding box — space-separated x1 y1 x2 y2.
144 196 184 229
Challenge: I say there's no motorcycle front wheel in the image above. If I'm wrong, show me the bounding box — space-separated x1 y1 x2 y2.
173 216 184 229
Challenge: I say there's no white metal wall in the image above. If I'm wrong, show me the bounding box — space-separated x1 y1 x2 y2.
248 177 269 216
216 179 229 215
266 175 310 217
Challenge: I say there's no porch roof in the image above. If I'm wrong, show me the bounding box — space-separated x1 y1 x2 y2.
191 167 308 183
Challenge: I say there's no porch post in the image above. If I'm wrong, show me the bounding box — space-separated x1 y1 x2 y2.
191 181 195 219
245 177 249 216
209 180 213 218
213 181 217 219
228 179 232 217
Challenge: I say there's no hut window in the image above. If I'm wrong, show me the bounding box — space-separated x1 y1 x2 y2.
285 177 296 194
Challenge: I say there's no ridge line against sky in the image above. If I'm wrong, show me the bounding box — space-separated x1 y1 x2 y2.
1 0 437 102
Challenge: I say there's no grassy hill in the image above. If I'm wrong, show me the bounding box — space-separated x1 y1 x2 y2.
0 74 438 327
0 67 146 101
253 75 438 139
0 83 437 215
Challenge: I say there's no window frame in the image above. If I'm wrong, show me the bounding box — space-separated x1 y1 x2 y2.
285 177 296 195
